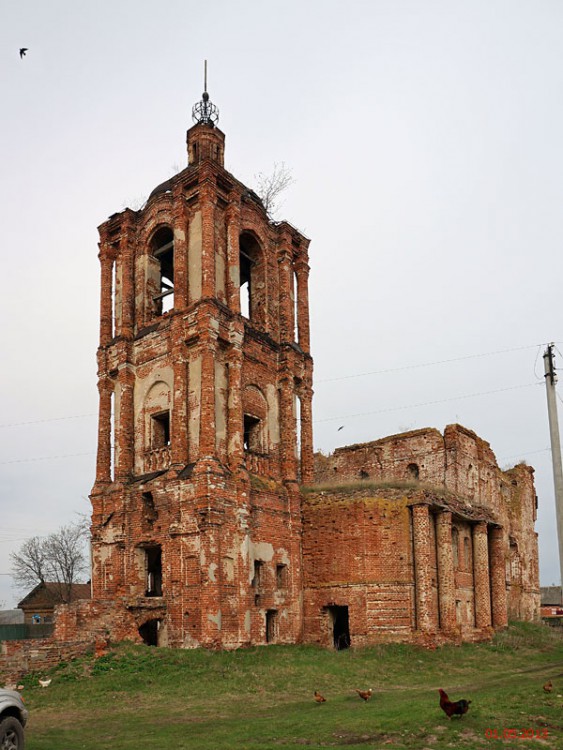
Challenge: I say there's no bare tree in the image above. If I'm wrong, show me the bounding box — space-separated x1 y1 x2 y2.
10 520 90 604
255 162 295 217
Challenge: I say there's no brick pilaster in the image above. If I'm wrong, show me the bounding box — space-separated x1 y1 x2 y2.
120 215 135 339
115 366 135 480
299 385 314 485
294 257 311 353
279 374 297 481
171 347 188 468
99 247 114 345
200 180 216 299
473 521 492 629
199 336 216 457
436 511 457 633
95 377 113 483
278 238 295 342
227 334 244 470
412 504 435 633
489 526 508 628
172 196 189 310
226 202 241 313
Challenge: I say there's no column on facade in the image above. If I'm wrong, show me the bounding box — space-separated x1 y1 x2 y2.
200 180 216 299
115 365 135 481
199 336 217 457
226 335 244 470
472 521 492 629
99 245 114 346
299 384 314 484
172 196 189 310
412 504 435 633
171 344 189 468
279 373 297 481
278 236 295 342
489 526 508 628
435 511 457 633
294 257 311 353
226 202 241 313
120 215 136 339
95 377 113 483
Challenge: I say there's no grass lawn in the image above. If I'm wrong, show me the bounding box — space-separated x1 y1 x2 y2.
17 622 563 750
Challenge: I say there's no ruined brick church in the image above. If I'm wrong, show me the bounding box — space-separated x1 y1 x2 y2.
87 86 539 651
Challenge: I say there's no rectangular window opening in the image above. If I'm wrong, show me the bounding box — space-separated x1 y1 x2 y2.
244 414 261 452
252 560 263 590
266 609 277 643
145 546 163 597
151 411 171 449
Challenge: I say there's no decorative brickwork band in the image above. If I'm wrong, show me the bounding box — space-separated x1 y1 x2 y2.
489 526 508 628
412 504 435 633
472 521 492 629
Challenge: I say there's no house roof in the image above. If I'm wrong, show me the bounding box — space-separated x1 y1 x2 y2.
17 581 91 609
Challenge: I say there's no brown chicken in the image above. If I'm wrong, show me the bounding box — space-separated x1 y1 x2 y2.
438 689 471 718
355 689 373 702
543 680 553 693
314 690 327 703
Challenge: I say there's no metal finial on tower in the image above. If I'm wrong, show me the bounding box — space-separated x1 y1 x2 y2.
192 59 219 125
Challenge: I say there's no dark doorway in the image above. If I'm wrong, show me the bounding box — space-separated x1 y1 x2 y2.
327 605 351 650
139 618 161 646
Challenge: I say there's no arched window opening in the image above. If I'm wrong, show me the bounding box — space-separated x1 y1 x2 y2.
151 227 174 315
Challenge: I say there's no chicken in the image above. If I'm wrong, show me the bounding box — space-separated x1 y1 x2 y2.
314 690 327 703
543 680 553 693
355 689 373 702
438 688 471 718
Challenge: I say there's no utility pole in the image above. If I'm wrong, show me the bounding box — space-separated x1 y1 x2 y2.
543 343 563 598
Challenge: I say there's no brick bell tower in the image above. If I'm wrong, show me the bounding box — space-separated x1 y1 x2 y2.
89 78 313 648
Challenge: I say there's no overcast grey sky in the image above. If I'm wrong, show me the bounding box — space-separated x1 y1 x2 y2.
1 0 563 608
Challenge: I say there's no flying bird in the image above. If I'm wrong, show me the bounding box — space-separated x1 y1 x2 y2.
19 48 28 59
337 425 344 431
314 690 326 703
438 689 471 719
355 688 373 702
543 680 553 693
38 678 52 688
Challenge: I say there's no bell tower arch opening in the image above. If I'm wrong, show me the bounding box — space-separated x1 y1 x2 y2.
150 226 174 315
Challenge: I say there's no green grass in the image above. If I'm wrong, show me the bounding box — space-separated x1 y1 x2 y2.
18 622 563 749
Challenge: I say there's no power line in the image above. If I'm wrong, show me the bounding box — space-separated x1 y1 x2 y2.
0 451 95 466
0 413 96 430
314 382 538 424
316 343 554 384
